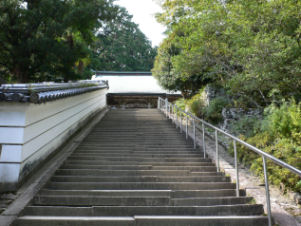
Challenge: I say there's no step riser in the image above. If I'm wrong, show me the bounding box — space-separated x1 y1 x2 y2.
14 217 268 226
50 176 230 183
66 158 210 162
33 197 170 206
33 196 251 206
46 182 236 190
64 161 211 166
55 170 191 176
38 189 245 197
60 165 217 171
70 154 203 157
22 205 264 216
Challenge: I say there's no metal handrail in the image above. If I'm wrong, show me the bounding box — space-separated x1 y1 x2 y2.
158 97 301 226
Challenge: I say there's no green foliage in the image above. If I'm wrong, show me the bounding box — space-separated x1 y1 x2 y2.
186 92 206 117
174 98 186 111
156 0 301 193
173 89 206 117
236 100 301 192
229 116 261 138
89 7 157 72
154 0 301 105
262 100 301 142
0 0 117 83
203 97 229 124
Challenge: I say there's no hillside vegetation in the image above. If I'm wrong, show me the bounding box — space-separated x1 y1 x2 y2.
153 0 301 193
0 0 156 83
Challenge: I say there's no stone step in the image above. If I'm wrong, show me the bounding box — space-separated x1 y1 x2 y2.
38 190 172 197
77 147 198 151
64 161 211 166
45 182 236 190
60 165 217 171
22 204 264 216
77 145 195 149
32 195 252 206
13 215 268 226
172 197 253 206
55 169 192 176
70 153 203 157
13 216 134 226
33 196 170 206
73 150 202 154
67 157 207 162
37 189 245 198
50 175 230 183
134 216 268 226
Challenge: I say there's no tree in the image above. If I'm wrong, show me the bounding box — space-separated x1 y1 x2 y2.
153 0 301 105
88 7 157 72
0 0 117 83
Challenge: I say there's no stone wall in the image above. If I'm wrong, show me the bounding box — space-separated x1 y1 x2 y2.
107 93 182 108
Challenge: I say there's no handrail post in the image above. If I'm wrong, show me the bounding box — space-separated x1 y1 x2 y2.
233 140 239 197
171 105 174 123
193 119 196 149
215 130 219 172
165 98 168 117
175 107 178 128
185 115 188 140
262 156 272 226
180 113 183 133
202 122 206 158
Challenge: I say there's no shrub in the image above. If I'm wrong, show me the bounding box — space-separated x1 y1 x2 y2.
174 98 186 111
229 115 261 137
186 92 206 117
236 99 301 193
204 96 230 124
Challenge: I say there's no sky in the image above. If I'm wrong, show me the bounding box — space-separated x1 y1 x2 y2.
116 0 166 47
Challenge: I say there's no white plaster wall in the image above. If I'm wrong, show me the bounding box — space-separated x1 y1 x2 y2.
0 88 107 191
92 75 181 94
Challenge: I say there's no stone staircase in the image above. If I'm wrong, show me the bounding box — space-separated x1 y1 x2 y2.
13 109 268 226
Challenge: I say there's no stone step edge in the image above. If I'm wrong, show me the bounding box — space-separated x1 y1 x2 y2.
17 215 267 221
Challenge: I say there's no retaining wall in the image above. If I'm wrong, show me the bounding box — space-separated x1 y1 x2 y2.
0 81 108 191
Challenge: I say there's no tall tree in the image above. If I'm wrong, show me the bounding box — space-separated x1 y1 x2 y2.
153 0 301 105
89 7 157 72
0 0 117 83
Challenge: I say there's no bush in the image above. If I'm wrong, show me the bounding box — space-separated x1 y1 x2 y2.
229 115 261 137
236 100 301 193
204 96 230 124
186 92 206 117
174 98 186 111
174 90 206 118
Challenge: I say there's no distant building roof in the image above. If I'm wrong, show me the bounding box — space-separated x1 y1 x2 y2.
92 72 181 95
94 71 152 76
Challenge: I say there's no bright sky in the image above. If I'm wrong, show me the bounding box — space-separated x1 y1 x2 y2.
116 0 166 47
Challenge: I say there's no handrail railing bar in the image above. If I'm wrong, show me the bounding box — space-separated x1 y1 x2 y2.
233 140 240 197
263 156 272 226
202 122 206 158
186 115 188 140
158 97 301 177
193 119 196 149
215 130 220 172
180 113 183 133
